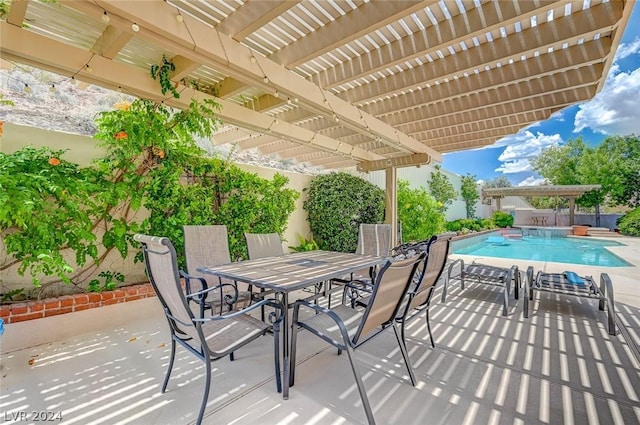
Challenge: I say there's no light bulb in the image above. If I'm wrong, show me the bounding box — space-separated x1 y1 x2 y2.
117 86 123 92
24 84 32 94
263 76 269 84
274 90 279 98
71 76 78 86
176 14 184 22
49 84 56 93
101 11 110 24
287 98 291 105
250 56 257 63
294 97 299 103
131 23 140 32
85 64 93 73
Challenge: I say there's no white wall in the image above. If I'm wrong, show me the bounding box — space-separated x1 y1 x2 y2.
357 164 486 220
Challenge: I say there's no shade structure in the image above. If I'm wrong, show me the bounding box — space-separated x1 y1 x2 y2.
0 0 633 170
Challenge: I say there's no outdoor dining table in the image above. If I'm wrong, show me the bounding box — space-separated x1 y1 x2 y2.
198 250 388 399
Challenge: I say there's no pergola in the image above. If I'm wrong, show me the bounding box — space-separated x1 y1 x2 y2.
0 0 633 245
482 184 602 225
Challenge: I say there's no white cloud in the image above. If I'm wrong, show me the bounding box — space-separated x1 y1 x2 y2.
517 176 549 186
573 38 640 135
495 159 532 174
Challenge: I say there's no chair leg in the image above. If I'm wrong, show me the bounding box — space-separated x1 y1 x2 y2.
345 346 377 425
162 337 176 393
229 352 234 361
392 323 416 386
196 358 212 425
289 311 300 388
273 323 282 393
425 308 435 348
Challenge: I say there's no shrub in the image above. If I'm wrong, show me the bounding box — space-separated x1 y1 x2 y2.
479 218 495 229
304 172 384 252
397 179 445 242
445 220 462 232
493 210 514 228
617 207 640 236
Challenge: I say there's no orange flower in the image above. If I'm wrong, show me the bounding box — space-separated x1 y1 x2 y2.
49 157 61 166
114 131 128 140
113 101 131 111
152 146 165 158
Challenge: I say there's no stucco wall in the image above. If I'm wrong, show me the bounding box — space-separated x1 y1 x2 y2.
358 164 486 221
0 123 312 296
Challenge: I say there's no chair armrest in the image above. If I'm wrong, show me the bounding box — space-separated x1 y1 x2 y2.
292 300 352 349
343 279 373 308
181 271 240 316
193 298 285 327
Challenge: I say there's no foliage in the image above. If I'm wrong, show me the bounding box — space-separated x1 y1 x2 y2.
288 233 320 252
88 271 125 292
304 172 384 252
526 195 569 210
150 55 180 98
483 176 512 188
460 173 479 219
397 179 445 242
493 210 514 228
0 147 106 286
445 218 495 233
2 97 299 290
531 135 640 209
427 164 457 213
616 207 640 236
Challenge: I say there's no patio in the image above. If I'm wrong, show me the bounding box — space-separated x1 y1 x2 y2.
3 236 639 425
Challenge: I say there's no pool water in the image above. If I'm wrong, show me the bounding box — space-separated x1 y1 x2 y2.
452 232 631 267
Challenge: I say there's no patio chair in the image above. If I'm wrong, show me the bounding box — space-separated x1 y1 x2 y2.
289 253 425 425
183 225 252 316
134 234 284 425
351 233 452 350
328 223 392 307
442 259 519 316
524 267 617 335
245 232 284 259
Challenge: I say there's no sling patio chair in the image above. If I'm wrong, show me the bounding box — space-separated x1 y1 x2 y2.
524 267 617 335
328 223 392 307
183 225 253 317
350 233 452 352
134 234 284 425
245 232 284 259
289 253 425 425
442 259 520 316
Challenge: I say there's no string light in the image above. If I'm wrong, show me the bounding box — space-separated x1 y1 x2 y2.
71 76 78 86
101 11 110 24
85 64 93 73
24 84 32 94
294 97 299 103
176 13 184 23
49 84 56 93
263 76 269 84
273 90 279 98
131 22 140 32
250 56 257 63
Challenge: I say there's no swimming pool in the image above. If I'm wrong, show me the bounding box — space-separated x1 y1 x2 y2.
452 232 631 267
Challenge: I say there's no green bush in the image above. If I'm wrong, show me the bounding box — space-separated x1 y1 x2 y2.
304 172 384 252
479 218 495 229
397 180 445 242
493 210 514 228
445 221 462 232
617 208 640 236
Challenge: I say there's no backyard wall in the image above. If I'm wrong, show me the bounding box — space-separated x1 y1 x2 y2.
0 122 312 296
359 165 485 221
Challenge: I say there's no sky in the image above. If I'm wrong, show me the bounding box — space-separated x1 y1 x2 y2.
442 2 640 187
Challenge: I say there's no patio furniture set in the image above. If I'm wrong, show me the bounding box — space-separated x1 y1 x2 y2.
134 223 618 425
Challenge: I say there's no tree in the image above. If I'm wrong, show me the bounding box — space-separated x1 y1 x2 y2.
397 179 445 241
483 176 512 188
460 173 480 218
427 164 457 214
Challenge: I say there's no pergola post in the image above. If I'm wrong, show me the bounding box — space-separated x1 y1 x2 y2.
494 196 502 212
385 166 398 249
568 197 576 226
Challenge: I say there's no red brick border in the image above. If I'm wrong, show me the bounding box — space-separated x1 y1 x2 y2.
0 283 156 324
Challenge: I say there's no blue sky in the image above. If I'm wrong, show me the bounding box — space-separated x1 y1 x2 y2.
442 2 640 186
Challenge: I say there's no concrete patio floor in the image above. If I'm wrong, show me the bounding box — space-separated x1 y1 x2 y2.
2 235 639 425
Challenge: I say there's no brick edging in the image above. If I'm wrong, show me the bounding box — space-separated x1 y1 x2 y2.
0 283 156 324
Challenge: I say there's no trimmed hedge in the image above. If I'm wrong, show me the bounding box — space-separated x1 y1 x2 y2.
303 172 385 252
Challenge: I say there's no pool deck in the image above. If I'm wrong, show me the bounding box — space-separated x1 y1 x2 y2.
1 235 639 425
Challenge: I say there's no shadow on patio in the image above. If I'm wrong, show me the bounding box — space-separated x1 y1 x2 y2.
1 280 639 425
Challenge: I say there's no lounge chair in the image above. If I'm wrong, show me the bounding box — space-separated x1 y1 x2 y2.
443 259 519 316
183 225 252 316
524 267 617 335
289 253 425 425
134 234 284 425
